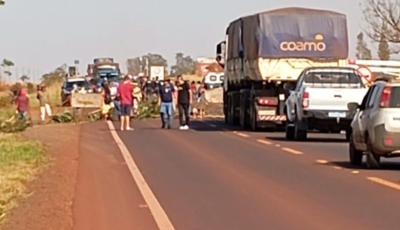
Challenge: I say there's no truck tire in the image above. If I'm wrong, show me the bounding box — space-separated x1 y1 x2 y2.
294 120 307 141
240 94 249 129
251 107 258 131
285 123 295 140
349 135 363 166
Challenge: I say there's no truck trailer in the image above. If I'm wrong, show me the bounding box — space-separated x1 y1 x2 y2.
216 7 349 131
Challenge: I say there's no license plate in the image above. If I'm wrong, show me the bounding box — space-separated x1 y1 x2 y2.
328 112 346 118
259 110 276 116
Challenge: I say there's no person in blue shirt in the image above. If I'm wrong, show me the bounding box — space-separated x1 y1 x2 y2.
158 79 175 129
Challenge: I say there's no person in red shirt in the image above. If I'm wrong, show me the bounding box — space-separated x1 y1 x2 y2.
15 88 30 121
117 75 134 131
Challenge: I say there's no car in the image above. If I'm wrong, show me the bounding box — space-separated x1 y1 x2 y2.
348 76 400 169
61 77 90 106
285 67 368 141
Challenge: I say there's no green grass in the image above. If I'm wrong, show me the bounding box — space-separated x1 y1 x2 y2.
0 133 47 224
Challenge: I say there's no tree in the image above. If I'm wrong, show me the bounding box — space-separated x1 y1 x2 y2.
127 53 168 77
0 1 5 6
0 59 14 81
378 21 391 60
356 32 373 59
361 0 400 53
20 75 29 82
41 64 67 86
170 53 197 77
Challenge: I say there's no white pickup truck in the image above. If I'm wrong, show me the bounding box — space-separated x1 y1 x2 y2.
285 67 368 141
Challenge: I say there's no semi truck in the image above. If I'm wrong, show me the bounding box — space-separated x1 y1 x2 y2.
88 58 121 84
216 7 350 131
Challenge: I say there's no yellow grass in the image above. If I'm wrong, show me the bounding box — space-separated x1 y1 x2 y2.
0 133 47 224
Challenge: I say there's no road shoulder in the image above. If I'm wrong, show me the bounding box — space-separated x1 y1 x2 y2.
73 122 158 230
1 124 80 230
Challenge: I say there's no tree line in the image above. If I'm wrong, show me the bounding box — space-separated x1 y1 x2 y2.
357 0 400 60
126 52 198 78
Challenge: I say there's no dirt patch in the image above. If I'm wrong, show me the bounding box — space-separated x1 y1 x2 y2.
0 124 81 230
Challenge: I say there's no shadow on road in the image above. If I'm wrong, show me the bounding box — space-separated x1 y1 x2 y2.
266 136 348 143
318 161 400 171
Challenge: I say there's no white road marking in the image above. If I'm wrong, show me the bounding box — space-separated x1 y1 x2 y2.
316 159 328 164
257 139 272 145
236 132 249 138
209 124 217 128
107 121 175 230
281 147 303 155
367 177 400 191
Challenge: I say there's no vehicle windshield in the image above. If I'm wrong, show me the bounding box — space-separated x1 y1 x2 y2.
65 80 87 90
303 72 363 88
389 87 400 107
98 69 119 77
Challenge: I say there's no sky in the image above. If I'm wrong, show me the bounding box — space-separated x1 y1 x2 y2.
0 0 368 77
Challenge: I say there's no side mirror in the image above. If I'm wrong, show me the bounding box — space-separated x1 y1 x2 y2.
216 41 226 67
283 82 294 91
347 102 360 112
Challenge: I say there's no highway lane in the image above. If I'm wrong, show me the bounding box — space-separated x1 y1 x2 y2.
115 119 400 230
204 119 400 184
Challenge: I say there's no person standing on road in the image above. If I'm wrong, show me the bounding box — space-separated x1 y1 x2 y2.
176 75 192 130
117 75 134 131
158 79 175 129
38 85 52 122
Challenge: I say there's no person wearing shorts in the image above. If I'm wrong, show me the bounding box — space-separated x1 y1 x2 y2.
117 75 134 131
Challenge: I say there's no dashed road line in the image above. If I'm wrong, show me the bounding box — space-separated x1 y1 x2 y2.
281 147 303 155
257 139 272 145
236 132 250 138
209 124 217 128
316 159 328 164
367 177 400 191
107 121 175 230
351 171 360 174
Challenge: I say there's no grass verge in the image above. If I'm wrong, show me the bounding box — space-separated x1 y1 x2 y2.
0 133 47 224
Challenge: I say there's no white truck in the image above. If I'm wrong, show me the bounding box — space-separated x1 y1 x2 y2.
285 67 368 141
216 7 350 131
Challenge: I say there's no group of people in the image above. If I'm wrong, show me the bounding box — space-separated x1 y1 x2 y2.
100 74 208 131
158 75 208 130
14 85 52 122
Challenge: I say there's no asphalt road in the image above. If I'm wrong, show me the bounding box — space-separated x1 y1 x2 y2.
74 119 400 230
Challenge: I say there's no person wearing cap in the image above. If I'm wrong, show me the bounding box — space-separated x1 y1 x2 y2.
117 74 134 131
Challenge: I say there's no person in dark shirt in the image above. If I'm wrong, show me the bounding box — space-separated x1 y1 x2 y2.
158 79 175 129
176 75 192 130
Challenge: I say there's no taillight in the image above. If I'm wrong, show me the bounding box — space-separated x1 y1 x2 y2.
385 137 393 146
302 91 309 108
257 97 278 106
379 86 392 108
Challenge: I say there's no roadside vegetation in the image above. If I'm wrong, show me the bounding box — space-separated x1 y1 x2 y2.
0 133 47 224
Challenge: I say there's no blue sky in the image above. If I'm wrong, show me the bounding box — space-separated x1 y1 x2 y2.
0 0 368 75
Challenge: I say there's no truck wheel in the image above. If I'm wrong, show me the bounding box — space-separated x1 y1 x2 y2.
349 136 363 166
366 138 381 169
345 129 351 141
285 123 295 140
251 108 258 131
294 120 307 141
